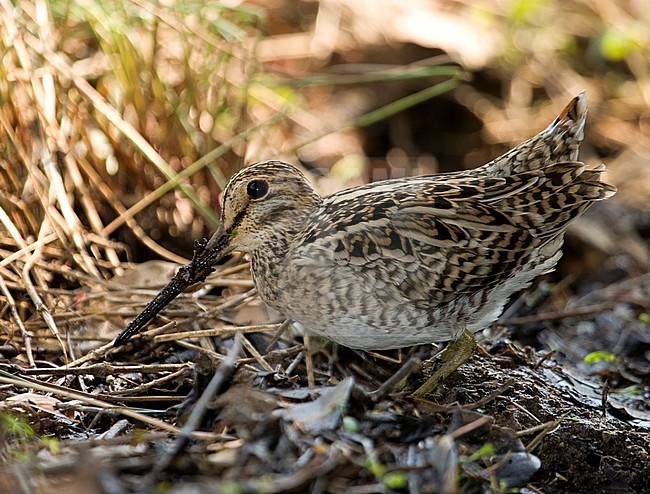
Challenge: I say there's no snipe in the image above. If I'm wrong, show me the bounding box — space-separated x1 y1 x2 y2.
115 92 616 396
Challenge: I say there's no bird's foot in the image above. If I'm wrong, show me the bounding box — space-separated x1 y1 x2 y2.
410 328 477 399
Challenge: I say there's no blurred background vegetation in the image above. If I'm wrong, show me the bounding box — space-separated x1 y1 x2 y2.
0 0 649 341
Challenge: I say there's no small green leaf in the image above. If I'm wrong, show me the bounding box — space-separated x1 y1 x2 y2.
583 351 617 364
230 229 238 239
466 443 495 462
342 416 360 433
383 471 408 489
599 29 639 62
365 458 385 479
1 414 34 439
639 313 649 325
220 481 244 494
40 437 60 455
613 385 641 396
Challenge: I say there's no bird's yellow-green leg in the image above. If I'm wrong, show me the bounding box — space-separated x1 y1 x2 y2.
411 329 477 398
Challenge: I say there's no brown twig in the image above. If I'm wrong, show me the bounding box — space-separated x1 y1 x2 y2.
116 366 193 397
522 420 562 453
0 274 34 367
18 363 192 377
153 323 278 343
0 373 189 436
240 335 274 372
303 334 315 387
21 249 67 361
367 356 422 401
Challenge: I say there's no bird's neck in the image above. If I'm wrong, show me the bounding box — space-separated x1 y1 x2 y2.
248 208 314 310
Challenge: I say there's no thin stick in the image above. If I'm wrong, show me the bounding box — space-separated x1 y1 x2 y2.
200 287 258 317
0 274 35 367
19 363 191 377
265 319 291 351
367 357 422 401
0 233 58 268
154 324 278 343
117 367 192 397
240 336 274 372
66 339 120 368
21 249 67 361
448 415 493 440
0 373 185 436
174 340 260 373
524 420 561 453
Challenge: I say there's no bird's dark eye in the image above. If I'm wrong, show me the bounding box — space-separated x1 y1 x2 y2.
246 179 269 200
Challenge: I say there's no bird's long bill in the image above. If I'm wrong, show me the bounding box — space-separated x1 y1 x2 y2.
114 226 234 346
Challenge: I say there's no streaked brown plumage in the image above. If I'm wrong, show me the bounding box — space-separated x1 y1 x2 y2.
212 92 614 350
115 92 615 389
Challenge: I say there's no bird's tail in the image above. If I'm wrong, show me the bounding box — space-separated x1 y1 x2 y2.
473 92 588 178
489 161 617 239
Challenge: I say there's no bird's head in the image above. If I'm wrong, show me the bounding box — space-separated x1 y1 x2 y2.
113 160 321 345
217 160 322 251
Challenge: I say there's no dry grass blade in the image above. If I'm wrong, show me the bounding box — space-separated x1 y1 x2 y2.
0 372 182 436
0 274 34 366
0 0 270 366
22 32 217 225
153 323 279 344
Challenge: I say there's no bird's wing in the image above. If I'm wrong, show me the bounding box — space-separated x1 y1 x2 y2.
387 174 544 304
295 161 613 306
295 171 543 306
